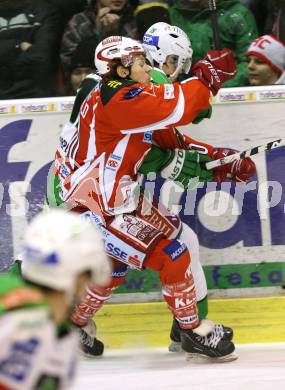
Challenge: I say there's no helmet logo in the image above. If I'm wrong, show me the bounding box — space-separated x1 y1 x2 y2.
143 34 159 46
23 246 59 265
102 36 122 46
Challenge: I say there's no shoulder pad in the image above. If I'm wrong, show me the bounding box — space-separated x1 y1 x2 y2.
100 79 137 105
86 73 101 82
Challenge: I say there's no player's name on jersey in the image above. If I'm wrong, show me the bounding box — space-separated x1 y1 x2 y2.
1 86 285 115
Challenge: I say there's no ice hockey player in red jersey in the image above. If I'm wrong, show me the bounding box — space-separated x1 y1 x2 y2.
54 35 255 361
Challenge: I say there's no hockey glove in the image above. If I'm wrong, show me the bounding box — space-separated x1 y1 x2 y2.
192 49 236 95
213 147 256 183
160 149 213 189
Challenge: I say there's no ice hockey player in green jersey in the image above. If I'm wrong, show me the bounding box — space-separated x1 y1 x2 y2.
142 21 233 352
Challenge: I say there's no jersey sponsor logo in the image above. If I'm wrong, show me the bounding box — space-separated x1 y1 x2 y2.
111 214 161 247
107 159 119 168
164 84 175 100
124 87 144 100
128 255 141 268
107 80 123 89
106 242 128 261
138 196 177 238
59 163 70 179
163 239 187 261
81 210 104 228
143 131 153 143
0 338 40 381
60 136 69 153
177 315 198 325
143 34 159 47
175 296 195 308
103 226 146 268
109 154 122 161
106 154 122 171
112 265 128 278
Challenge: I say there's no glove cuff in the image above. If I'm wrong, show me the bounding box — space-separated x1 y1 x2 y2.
160 149 185 180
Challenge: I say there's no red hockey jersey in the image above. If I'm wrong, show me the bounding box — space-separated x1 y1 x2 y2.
55 77 211 217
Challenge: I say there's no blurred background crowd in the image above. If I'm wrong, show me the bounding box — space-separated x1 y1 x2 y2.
0 0 284 99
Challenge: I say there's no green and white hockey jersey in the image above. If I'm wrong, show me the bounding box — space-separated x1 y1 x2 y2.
0 274 78 390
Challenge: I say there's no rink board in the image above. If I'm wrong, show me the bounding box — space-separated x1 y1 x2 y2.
95 296 285 349
1 86 285 297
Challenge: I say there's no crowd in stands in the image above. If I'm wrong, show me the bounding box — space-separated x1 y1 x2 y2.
0 0 284 99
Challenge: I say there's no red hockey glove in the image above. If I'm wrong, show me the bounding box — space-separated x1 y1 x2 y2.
213 148 256 183
192 49 236 95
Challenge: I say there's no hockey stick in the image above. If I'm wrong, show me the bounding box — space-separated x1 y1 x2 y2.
206 138 285 170
208 0 222 50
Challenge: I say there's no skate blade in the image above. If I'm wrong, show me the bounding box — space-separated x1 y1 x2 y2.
168 341 183 353
186 351 238 363
79 350 104 359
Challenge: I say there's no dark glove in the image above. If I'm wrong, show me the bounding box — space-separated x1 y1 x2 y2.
192 49 236 95
213 147 256 183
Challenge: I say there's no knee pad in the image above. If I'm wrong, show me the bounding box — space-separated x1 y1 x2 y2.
144 238 191 285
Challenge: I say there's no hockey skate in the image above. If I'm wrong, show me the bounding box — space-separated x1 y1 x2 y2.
168 318 234 352
180 319 238 362
77 319 104 357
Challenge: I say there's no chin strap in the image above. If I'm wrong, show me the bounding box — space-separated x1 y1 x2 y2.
168 65 183 83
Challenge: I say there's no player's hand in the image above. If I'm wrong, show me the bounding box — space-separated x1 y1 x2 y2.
192 49 236 95
213 147 256 183
96 7 120 35
160 149 213 189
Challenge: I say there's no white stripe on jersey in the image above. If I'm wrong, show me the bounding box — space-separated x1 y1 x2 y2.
121 86 185 134
104 134 130 202
84 104 98 164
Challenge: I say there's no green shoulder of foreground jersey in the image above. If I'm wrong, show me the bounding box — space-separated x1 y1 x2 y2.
0 274 46 315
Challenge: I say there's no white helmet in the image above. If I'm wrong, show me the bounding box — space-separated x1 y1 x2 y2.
21 210 111 292
94 36 145 76
143 22 193 78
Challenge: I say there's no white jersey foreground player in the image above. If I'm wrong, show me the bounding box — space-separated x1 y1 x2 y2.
0 210 111 390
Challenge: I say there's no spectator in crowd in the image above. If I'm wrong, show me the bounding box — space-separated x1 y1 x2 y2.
241 0 285 44
264 0 285 45
169 0 258 87
240 0 269 36
65 35 98 95
60 0 137 71
247 34 285 85
0 0 60 99
47 0 88 29
134 1 171 40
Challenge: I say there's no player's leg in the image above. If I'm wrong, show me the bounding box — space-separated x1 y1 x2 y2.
144 237 237 361
46 164 65 208
169 223 233 352
71 259 128 357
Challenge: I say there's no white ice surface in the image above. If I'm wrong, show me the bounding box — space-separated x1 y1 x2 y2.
74 343 285 390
